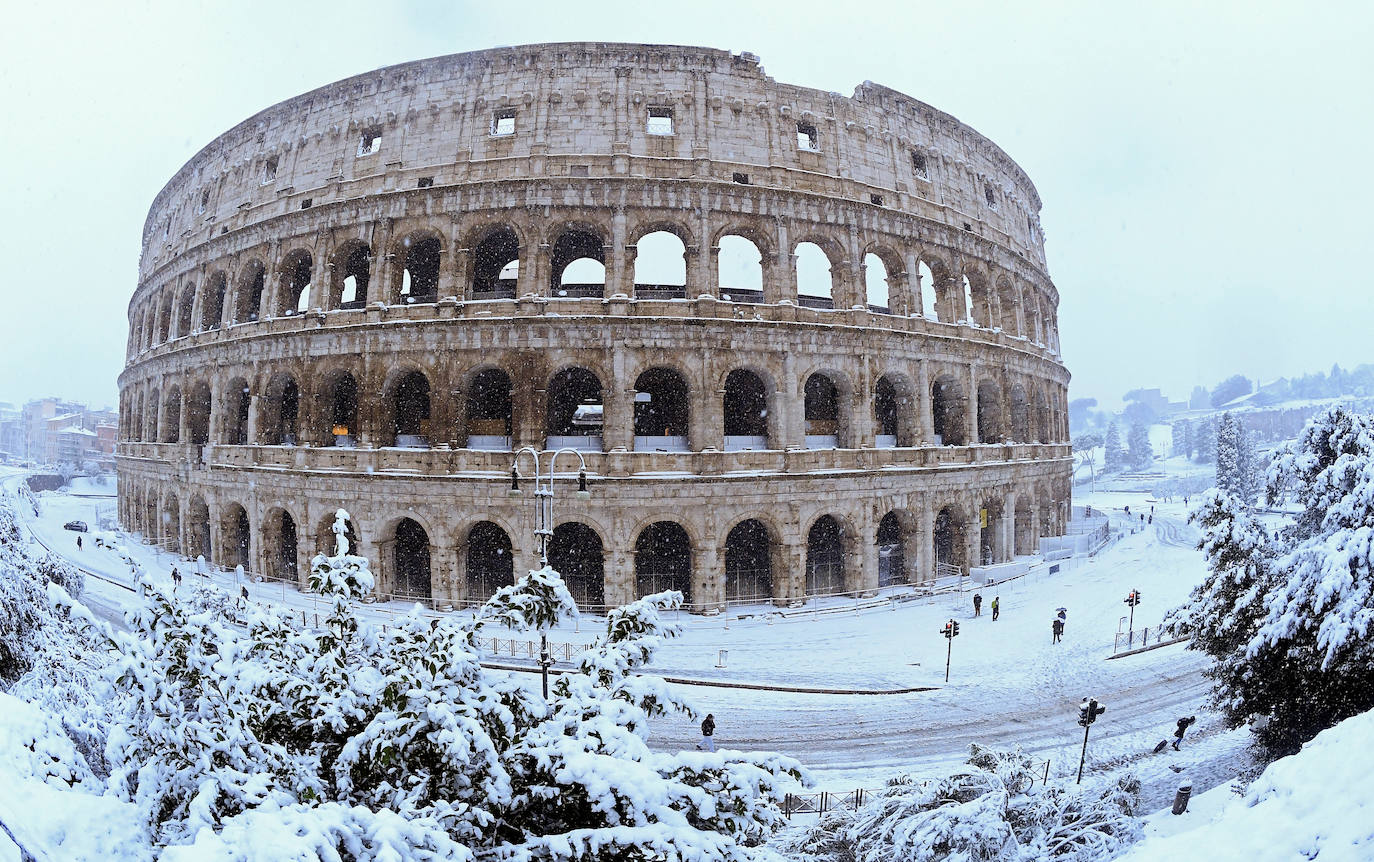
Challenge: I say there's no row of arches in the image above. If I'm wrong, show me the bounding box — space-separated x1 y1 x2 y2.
117 479 1070 610
121 361 1068 450
128 219 1060 357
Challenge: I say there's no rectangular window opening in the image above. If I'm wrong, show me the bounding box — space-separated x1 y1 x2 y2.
417 176 434 188
732 172 750 185
870 193 884 206
569 164 589 177
198 189 210 213
491 109 516 136
647 107 674 136
984 184 997 207
358 127 382 156
911 151 928 178
796 122 820 152
263 155 279 184
300 198 313 210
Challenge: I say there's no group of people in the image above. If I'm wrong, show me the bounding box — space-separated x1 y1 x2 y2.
971 592 1000 620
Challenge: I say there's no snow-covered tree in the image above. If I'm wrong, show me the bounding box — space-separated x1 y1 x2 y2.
1103 421 1124 473
1236 421 1263 503
1170 406 1374 755
1126 422 1152 470
1174 418 1193 459
1215 412 1240 494
1194 416 1217 463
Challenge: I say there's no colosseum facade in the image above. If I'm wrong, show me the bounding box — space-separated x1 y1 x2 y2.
117 43 1072 612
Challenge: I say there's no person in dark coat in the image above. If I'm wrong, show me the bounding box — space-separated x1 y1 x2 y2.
973 593 983 617
698 713 716 752
171 567 182 589
1052 617 1064 643
1172 715 1197 750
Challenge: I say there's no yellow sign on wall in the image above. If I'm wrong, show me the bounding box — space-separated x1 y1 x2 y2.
980 508 989 528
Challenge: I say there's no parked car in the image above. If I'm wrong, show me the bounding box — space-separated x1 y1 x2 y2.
63 520 89 532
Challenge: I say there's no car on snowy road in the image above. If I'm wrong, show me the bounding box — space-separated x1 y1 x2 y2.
63 520 89 532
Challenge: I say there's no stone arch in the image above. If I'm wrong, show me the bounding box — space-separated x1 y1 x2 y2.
465 366 513 449
805 513 852 596
931 373 968 446
794 240 834 308
384 368 432 447
1014 494 1036 556
161 491 181 554
235 259 266 323
156 291 173 343
723 517 778 603
717 232 765 302
876 509 910 588
1024 288 1043 343
396 230 443 304
1032 388 1051 444
223 376 251 445
470 225 521 299
633 521 692 602
465 520 514 604
723 367 774 449
933 504 969 573
803 370 852 448
1008 383 1030 443
331 240 372 309
874 371 916 447
863 251 894 312
261 506 300 582
186 381 212 446
633 229 687 299
145 388 160 442
220 501 251 571
387 517 432 600
995 275 1020 334
546 366 603 450
320 369 360 446
176 281 196 336
549 521 604 610
979 495 1007 565
1039 486 1056 538
160 385 181 442
260 372 300 445
201 271 227 330
188 495 211 561
277 248 313 315
550 225 606 296
977 378 1003 443
633 366 690 451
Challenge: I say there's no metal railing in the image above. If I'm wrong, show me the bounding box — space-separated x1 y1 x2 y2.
783 760 1052 818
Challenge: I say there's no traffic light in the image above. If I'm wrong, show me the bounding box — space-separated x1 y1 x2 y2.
1077 697 1106 727
952 621 960 637
1124 590 1142 607
940 619 960 639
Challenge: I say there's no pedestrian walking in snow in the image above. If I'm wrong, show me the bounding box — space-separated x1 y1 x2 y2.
1172 715 1196 750
1056 608 1067 630
239 584 249 607
1052 617 1064 643
973 593 983 617
76 535 82 551
697 713 716 752
1124 505 1131 516
991 597 1000 621
172 568 182 589
1148 514 1153 525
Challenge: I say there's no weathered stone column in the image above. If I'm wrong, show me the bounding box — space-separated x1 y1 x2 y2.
693 544 720 610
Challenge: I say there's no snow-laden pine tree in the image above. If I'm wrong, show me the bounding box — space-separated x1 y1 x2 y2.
1236 420 1262 503
1104 421 1123 473
1214 412 1240 494
1194 416 1217 463
1126 422 1152 470
100 508 806 859
1174 418 1193 459
1169 406 1374 755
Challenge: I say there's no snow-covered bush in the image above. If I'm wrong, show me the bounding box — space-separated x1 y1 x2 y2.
0 499 86 685
776 745 1139 862
101 508 806 859
1170 405 1374 755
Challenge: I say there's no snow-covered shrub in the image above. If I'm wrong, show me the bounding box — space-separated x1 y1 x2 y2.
0 690 97 790
102 510 806 859
0 498 87 685
1170 405 1374 755
776 745 1139 862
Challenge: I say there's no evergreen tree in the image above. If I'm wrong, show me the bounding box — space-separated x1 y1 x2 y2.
1236 418 1262 503
1104 421 1124 473
1215 413 1240 494
1195 416 1217 463
1127 422 1152 470
1175 418 1194 459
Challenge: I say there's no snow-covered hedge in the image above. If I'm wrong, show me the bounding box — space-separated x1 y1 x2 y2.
0 499 86 685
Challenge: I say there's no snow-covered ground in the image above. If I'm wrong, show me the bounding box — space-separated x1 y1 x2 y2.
1 473 1255 816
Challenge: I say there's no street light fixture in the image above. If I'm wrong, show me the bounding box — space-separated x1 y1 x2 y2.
509 445 592 699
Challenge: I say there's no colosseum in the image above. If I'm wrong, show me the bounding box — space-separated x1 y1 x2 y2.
116 43 1072 612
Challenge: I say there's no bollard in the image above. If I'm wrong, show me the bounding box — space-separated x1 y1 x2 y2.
716 649 728 668
1172 782 1193 815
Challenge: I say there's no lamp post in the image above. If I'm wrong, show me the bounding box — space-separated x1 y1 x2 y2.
509 445 591 699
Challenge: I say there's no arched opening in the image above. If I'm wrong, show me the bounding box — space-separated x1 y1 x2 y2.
176 283 196 336
933 506 968 574
236 261 266 323
261 374 299 445
977 380 1003 444
1032 390 1050 444
224 378 251 445
186 382 212 446
223 503 251 571
1024 292 1043 343
996 280 1020 334
804 373 841 449
551 229 605 298
874 375 914 448
918 261 937 319
466 368 512 450
336 243 371 309
805 515 847 596
201 272 227 330
392 519 432 600
633 231 687 299
795 242 833 309
189 497 211 561
160 386 181 443
145 389 160 441
1008 385 1029 443
548 522 604 609
877 511 905 588
326 372 359 447
399 235 441 304
156 294 173 343
979 498 1006 566
388 370 431 447
931 375 967 446
1039 488 1056 537
1014 496 1036 556
278 250 313 316
546 367 603 451
864 253 890 312
718 235 764 303
465 521 513 603
634 521 692 602
162 494 181 555
724 519 774 603
960 275 975 324
723 368 770 450
471 228 519 299
633 367 689 452
264 509 298 582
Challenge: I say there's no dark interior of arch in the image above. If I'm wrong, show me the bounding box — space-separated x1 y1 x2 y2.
472 229 519 297
275 510 298 580
229 506 251 570
932 378 967 446
547 368 602 436
263 376 299 444
402 237 441 302
805 515 845 596
467 369 512 437
239 264 265 322
874 377 900 437
804 374 839 438
330 374 359 438
284 252 312 314
190 499 211 560
394 519 431 599
877 511 904 587
391 371 431 439
186 384 212 446
203 274 226 330
724 519 772 603
634 521 691 601
549 522 604 609
550 230 604 290
633 368 689 437
934 508 965 571
723 369 768 438
226 381 251 445
340 244 371 307
466 521 513 602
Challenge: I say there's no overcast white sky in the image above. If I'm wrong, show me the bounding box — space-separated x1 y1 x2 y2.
1 0 1370 411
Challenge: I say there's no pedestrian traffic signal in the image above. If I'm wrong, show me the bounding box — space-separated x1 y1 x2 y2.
1077 697 1106 727
1124 590 1141 607
952 621 960 637
940 619 959 639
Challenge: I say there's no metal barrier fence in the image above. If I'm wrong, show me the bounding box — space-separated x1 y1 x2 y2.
783 760 1052 819
1113 626 1187 654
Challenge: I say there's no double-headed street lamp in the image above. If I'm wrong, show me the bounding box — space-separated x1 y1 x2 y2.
509 446 591 699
